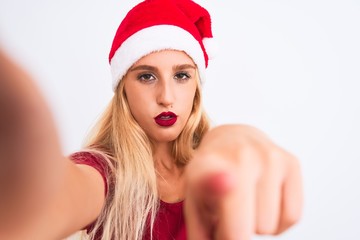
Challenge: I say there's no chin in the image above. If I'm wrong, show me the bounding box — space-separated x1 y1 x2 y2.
150 131 181 144
154 135 178 143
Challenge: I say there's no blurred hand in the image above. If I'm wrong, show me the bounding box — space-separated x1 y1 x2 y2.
0 49 63 237
185 124 303 240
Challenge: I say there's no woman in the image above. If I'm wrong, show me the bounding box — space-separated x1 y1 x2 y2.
0 0 303 239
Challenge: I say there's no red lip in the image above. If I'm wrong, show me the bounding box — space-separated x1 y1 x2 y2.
154 111 177 127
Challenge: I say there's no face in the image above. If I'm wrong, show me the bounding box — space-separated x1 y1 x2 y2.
123 50 198 144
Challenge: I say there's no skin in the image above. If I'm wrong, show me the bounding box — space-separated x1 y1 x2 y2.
0 50 105 239
123 50 197 203
124 50 197 145
185 125 303 239
124 50 303 238
0 49 303 239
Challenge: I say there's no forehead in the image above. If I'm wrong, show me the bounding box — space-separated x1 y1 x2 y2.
133 49 196 67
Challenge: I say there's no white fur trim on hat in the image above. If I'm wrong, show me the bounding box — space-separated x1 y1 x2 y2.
203 37 218 60
110 25 206 91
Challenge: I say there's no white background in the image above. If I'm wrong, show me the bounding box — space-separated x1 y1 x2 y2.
1 0 359 239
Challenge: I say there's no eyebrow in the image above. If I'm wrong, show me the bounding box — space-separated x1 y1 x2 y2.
129 65 157 72
173 64 196 71
129 64 196 72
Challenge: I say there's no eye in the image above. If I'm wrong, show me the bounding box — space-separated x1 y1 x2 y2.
137 73 156 83
174 72 191 82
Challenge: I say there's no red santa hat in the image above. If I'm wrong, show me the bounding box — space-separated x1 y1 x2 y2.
109 0 214 91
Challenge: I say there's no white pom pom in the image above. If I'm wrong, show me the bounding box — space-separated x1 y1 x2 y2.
203 37 218 60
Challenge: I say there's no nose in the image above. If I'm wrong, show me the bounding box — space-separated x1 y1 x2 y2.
156 79 174 108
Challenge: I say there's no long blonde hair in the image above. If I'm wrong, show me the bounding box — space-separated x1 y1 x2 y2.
82 71 210 240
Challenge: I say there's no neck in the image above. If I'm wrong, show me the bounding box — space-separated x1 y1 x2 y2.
153 142 177 172
152 142 185 203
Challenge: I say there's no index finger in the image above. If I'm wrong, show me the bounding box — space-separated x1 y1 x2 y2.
185 153 257 240
214 168 256 240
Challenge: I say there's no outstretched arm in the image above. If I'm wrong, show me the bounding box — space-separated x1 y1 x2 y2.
185 124 303 240
0 50 105 239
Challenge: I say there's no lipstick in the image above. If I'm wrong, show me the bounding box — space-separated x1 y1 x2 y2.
154 111 177 127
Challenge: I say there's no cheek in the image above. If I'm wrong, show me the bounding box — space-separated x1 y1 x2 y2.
185 94 195 109
180 89 197 115
125 88 148 119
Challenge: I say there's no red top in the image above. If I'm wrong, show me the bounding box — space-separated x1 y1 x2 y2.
70 151 186 240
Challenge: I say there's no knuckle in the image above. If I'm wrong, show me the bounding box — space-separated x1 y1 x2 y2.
289 154 301 170
256 221 278 235
286 207 302 225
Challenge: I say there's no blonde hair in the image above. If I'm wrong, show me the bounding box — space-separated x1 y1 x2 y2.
82 71 210 240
